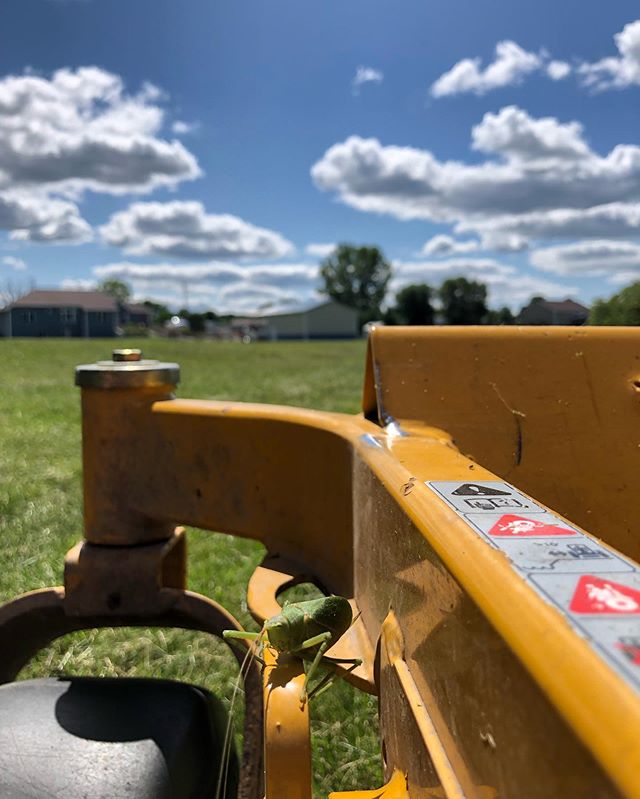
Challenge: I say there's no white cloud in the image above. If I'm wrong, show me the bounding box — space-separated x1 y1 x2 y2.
420 234 479 257
352 66 383 93
478 231 529 252
471 106 590 162
547 60 572 80
93 260 317 286
311 106 640 249
100 201 294 260
305 242 336 258
392 257 578 309
0 191 92 243
579 20 640 90
530 239 640 276
171 120 198 135
0 67 200 196
457 203 640 243
60 278 97 290
431 41 542 97
91 259 320 314
1 255 26 271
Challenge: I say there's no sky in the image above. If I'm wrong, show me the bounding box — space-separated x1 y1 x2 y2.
2 0 640 314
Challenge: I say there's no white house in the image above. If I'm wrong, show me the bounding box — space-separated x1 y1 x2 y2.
253 300 358 340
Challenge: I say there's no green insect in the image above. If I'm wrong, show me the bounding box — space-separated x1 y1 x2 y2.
223 595 362 702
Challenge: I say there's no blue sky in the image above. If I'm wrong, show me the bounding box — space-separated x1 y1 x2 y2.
2 0 640 313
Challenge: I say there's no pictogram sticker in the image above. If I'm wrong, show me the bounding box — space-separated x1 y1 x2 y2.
616 637 640 666
490 538 631 574
451 483 511 496
426 480 640 693
569 576 640 614
487 514 577 538
428 481 535 513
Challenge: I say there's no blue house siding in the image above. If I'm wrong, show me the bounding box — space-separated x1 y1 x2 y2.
8 307 116 337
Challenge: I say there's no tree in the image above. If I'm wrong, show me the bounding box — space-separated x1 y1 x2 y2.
98 278 131 304
393 283 435 325
142 300 172 325
589 282 640 325
320 244 391 325
484 306 515 325
439 277 488 325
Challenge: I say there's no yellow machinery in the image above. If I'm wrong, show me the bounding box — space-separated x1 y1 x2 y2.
0 326 639 798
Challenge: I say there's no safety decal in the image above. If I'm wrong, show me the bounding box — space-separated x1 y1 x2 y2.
428 481 536 514
426 480 640 692
487 514 577 538
480 538 632 574
569 576 640 615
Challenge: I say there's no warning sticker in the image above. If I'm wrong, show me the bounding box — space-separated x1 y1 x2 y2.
466 511 579 539
578 619 640 689
531 572 640 614
429 481 536 514
486 538 633 574
570 576 640 615
426 480 640 693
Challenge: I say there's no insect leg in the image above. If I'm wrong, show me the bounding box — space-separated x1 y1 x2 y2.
299 631 332 650
299 634 332 702
307 661 360 701
222 630 262 641
321 655 362 666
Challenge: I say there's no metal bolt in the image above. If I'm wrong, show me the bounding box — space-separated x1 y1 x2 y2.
112 349 142 362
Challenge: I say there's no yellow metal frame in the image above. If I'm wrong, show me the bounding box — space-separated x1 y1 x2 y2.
1 327 639 798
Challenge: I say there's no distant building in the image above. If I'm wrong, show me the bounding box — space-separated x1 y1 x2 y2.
516 297 589 326
0 290 117 337
119 302 153 328
253 300 359 340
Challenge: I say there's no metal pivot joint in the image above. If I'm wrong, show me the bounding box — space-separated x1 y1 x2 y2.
75 348 180 390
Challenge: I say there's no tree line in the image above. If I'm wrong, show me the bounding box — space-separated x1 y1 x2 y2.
320 244 513 326
99 244 640 327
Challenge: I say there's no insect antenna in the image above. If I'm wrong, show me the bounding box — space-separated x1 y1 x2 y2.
215 626 265 799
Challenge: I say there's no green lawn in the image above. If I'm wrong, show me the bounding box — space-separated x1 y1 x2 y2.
0 337 381 797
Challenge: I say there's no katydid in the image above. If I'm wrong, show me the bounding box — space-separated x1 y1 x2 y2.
223 595 362 703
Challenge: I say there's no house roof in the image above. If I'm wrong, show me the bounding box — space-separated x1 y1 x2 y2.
252 299 355 320
125 303 152 315
531 298 589 313
7 290 117 312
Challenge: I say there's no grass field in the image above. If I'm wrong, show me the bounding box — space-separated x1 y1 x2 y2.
0 337 381 797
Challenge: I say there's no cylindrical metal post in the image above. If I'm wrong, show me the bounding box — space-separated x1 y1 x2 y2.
75 349 180 545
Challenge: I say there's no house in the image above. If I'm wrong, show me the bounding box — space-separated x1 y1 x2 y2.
119 302 153 329
0 290 118 337
252 300 359 340
516 297 589 326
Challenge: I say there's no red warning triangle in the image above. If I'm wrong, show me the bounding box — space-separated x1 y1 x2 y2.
570 576 640 614
487 514 577 537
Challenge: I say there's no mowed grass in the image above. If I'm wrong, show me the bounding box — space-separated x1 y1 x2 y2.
0 337 381 798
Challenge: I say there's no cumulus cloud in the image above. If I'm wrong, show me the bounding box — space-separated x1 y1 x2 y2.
530 240 640 276
0 67 200 196
392 257 577 308
547 60 572 80
352 66 383 93
311 106 640 247
305 242 336 258
1 255 26 271
431 41 543 97
60 278 96 290
91 259 320 313
100 201 294 260
579 20 640 90
456 203 640 243
0 191 92 242
171 120 198 135
420 234 479 257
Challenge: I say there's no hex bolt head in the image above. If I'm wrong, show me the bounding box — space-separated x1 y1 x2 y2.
112 349 142 362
